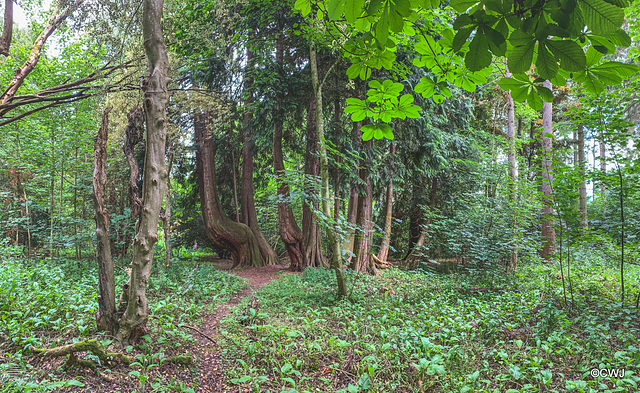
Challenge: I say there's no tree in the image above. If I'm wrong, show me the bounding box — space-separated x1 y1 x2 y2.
116 0 169 343
541 80 555 260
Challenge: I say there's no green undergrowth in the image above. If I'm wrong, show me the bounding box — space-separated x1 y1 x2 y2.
0 255 246 392
221 261 640 393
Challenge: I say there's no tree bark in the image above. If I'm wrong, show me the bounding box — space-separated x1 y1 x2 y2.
599 131 606 198
0 0 83 114
195 112 266 268
352 140 375 274
302 97 327 269
273 34 305 271
310 42 347 296
377 143 395 262
116 0 169 344
122 107 144 219
240 48 278 266
577 124 588 231
0 0 13 56
541 80 556 260
163 144 173 267
404 177 438 267
505 66 518 269
93 107 116 333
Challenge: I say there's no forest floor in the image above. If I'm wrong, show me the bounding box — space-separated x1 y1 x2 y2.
190 260 296 393
2 253 640 392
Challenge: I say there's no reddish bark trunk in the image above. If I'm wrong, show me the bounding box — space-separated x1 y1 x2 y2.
351 139 374 274
0 0 13 56
240 48 278 265
377 143 395 262
196 112 266 268
302 97 327 268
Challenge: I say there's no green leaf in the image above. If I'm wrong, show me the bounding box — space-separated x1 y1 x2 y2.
395 94 422 118
535 43 558 80
452 0 480 12
536 85 553 102
345 0 364 22
511 85 530 102
375 7 390 45
465 34 491 71
507 38 535 73
65 380 85 387
328 0 346 20
545 39 586 71
344 98 370 121
581 71 605 93
294 0 312 16
578 0 624 35
498 77 528 91
527 89 543 110
593 62 638 78
415 76 436 98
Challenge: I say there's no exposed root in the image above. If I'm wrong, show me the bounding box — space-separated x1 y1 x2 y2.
371 253 392 269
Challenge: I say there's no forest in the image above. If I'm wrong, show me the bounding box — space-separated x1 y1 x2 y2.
1 0 640 391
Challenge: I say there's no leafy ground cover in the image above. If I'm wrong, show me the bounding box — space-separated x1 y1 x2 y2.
221 257 640 393
0 253 246 392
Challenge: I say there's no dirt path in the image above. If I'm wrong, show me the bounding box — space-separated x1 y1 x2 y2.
191 262 294 392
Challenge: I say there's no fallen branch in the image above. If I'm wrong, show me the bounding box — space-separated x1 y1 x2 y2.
30 339 192 370
371 253 392 269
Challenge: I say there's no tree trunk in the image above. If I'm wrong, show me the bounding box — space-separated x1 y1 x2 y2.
599 131 606 198
122 107 144 219
163 145 173 267
0 0 13 55
116 0 169 344
344 121 360 262
577 124 588 231
541 80 556 260
310 43 347 296
404 178 438 267
93 107 116 334
240 48 278 266
302 97 327 269
377 143 395 262
273 35 304 271
195 112 266 268
505 66 518 269
352 140 375 274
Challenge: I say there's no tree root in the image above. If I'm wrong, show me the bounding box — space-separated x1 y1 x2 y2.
30 339 192 370
371 253 392 269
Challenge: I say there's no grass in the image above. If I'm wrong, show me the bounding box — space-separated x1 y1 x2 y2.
220 258 640 393
0 253 246 392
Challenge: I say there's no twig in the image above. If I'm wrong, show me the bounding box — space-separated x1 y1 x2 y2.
150 315 217 344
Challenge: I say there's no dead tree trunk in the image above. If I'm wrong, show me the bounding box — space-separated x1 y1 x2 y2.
273 35 304 271
302 97 327 269
116 0 168 344
122 107 144 219
377 143 395 263
541 80 556 260
0 0 13 56
93 107 116 333
195 112 266 268
240 48 277 266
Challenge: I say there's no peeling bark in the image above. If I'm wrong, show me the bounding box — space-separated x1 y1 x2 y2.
196 112 265 268
116 0 168 344
93 107 116 333
505 66 518 269
122 107 144 219
352 140 374 275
